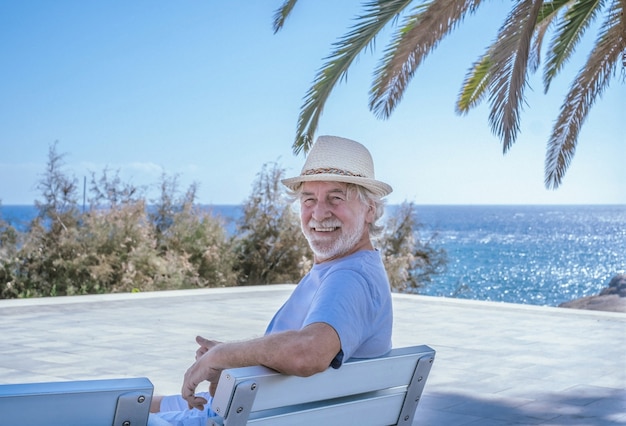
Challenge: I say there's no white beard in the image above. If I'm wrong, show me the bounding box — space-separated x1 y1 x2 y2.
302 213 367 262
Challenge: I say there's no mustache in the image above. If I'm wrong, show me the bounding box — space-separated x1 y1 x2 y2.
307 219 342 229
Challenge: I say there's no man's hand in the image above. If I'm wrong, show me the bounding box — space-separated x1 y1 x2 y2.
195 335 220 360
182 348 224 410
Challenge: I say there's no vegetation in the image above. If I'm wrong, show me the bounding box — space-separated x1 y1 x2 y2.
273 0 624 188
233 162 310 285
0 144 446 299
379 202 447 292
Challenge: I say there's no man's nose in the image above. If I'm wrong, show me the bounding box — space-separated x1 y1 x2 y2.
311 200 332 221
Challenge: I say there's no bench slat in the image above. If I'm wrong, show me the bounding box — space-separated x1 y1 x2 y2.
247 390 407 426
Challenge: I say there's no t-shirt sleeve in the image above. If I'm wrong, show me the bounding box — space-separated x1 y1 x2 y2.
303 270 374 368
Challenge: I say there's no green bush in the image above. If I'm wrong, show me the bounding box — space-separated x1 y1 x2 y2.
0 144 239 298
233 162 310 285
158 202 237 289
0 203 20 298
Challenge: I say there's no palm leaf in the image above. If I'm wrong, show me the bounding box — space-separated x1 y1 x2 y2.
293 0 413 154
530 0 569 71
545 0 624 188
457 1 568 115
487 0 542 153
544 0 604 92
456 51 493 113
537 0 575 21
273 0 299 34
370 0 484 119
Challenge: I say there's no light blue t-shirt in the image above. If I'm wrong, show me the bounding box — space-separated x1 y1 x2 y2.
265 250 393 368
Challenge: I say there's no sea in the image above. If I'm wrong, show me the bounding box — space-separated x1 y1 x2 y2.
1 204 624 308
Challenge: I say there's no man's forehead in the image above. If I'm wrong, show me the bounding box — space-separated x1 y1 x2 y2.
301 181 348 193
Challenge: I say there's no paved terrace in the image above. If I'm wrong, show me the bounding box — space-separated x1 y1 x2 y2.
0 285 624 425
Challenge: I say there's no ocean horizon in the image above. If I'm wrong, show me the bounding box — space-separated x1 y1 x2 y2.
1 204 624 308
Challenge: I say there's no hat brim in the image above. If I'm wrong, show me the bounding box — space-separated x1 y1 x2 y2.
281 174 392 197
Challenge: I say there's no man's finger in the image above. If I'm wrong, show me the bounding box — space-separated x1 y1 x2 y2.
209 381 218 397
196 335 209 346
185 395 208 411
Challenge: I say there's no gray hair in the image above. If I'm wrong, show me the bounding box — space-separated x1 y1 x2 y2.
285 183 386 237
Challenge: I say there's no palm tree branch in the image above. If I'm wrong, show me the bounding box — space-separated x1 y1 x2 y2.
545 1 625 188
538 0 577 22
456 51 493 113
370 0 484 119
272 0 299 34
487 0 543 153
457 1 569 116
458 1 569 115
544 0 604 92
293 0 413 154
530 0 571 71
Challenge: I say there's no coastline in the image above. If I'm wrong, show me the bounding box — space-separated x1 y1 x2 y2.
1 283 624 314
558 274 626 313
2 204 624 308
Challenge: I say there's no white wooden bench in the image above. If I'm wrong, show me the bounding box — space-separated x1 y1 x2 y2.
209 344 435 426
0 377 153 426
0 345 434 426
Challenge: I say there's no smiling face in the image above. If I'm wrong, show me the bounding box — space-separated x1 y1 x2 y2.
299 181 375 263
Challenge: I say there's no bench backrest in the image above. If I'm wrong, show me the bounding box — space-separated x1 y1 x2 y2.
209 345 435 426
0 377 153 426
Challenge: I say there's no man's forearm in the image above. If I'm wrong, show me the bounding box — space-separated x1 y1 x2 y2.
182 322 341 409
209 326 337 376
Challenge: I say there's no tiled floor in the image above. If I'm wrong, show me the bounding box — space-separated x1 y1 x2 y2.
1 285 624 425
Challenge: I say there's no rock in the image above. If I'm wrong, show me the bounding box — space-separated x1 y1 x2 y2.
559 274 626 313
559 294 626 313
599 274 626 297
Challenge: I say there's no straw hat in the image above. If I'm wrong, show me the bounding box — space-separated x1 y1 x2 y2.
282 135 392 197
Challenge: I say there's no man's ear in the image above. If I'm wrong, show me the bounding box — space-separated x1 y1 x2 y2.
365 202 376 223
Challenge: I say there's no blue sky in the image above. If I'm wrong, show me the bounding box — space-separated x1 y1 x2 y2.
0 1 624 206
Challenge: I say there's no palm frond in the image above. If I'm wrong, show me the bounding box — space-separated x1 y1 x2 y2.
272 0 299 34
538 0 576 21
457 1 567 116
545 0 624 188
456 51 493 114
370 0 484 119
293 0 413 154
544 0 604 92
530 0 569 71
487 0 543 153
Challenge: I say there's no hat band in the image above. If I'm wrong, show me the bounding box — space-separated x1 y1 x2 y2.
301 167 367 178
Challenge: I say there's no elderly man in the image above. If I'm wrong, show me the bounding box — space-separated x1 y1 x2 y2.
151 135 393 425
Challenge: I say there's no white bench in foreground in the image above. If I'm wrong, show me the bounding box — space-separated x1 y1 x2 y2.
0 377 153 426
209 344 436 426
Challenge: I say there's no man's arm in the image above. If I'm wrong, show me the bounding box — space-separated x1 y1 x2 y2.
182 322 340 409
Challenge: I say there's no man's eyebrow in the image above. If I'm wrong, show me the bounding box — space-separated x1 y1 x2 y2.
328 188 347 195
301 186 347 197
